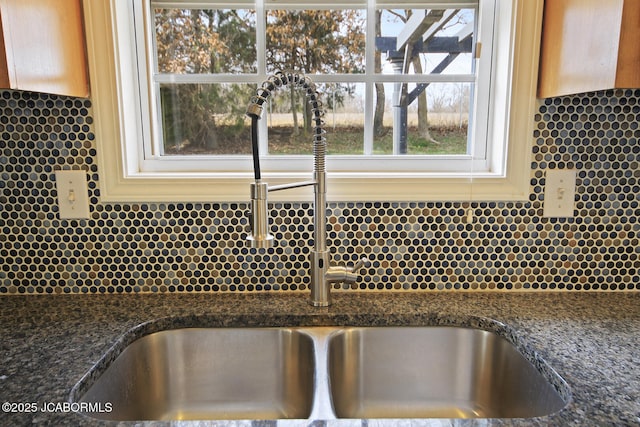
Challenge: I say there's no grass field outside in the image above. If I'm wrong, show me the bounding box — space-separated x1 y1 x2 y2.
164 112 469 156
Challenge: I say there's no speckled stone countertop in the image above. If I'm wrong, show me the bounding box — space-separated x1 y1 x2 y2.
0 292 638 426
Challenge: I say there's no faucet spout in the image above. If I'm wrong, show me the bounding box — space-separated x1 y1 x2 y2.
245 71 364 307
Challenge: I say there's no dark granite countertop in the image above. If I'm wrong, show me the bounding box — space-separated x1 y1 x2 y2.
0 292 638 426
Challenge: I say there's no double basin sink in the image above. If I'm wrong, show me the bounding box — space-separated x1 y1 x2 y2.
72 323 569 421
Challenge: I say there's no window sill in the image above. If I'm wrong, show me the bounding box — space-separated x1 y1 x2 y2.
96 170 529 203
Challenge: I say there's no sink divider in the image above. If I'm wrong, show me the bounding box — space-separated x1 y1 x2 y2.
299 327 339 420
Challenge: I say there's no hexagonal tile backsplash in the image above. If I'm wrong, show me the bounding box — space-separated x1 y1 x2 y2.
1 89 639 294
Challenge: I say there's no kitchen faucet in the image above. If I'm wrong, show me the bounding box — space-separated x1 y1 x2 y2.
245 71 367 307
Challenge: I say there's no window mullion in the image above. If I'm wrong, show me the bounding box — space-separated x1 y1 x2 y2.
153 74 263 84
255 0 269 155
134 0 162 161
151 1 255 7
256 0 266 75
472 0 497 163
362 0 376 155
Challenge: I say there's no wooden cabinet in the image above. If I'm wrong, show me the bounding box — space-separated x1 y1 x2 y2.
538 0 640 98
0 0 88 97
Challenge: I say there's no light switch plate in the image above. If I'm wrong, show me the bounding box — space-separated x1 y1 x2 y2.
55 170 91 219
543 169 576 218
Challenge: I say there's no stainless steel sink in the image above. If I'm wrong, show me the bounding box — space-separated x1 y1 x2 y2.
78 328 315 420
328 326 567 419
74 324 568 421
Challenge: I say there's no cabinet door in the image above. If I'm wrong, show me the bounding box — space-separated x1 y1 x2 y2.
538 0 623 97
0 0 88 97
616 0 640 88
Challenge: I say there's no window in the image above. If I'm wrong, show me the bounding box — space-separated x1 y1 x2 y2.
83 0 543 202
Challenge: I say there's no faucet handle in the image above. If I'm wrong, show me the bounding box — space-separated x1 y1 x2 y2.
325 257 370 286
343 257 370 284
350 257 370 273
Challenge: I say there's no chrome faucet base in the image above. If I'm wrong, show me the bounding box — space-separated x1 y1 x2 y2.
310 250 331 307
309 300 330 308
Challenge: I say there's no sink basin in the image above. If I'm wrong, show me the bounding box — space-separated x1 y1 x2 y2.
73 323 568 421
327 326 567 419
77 328 315 421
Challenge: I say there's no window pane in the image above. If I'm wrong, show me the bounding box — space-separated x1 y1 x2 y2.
326 83 365 155
159 83 255 155
149 3 479 161
374 82 471 155
266 9 365 74
154 8 257 74
265 84 365 155
377 8 475 75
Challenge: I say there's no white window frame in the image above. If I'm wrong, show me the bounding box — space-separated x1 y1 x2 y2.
82 0 543 203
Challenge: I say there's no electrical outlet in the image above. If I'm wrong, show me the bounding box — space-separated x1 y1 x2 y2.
55 170 91 219
543 169 576 218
